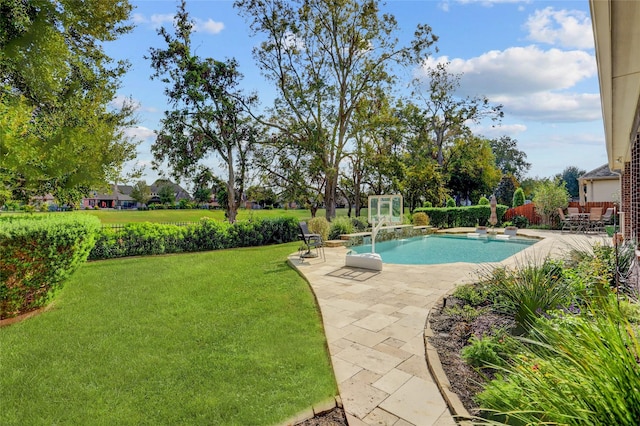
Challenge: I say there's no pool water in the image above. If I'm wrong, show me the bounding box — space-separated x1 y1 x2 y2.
349 234 538 265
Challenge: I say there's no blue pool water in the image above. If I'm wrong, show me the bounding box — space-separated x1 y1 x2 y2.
350 234 538 265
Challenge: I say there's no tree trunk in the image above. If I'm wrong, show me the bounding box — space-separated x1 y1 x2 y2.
226 145 237 223
325 173 337 222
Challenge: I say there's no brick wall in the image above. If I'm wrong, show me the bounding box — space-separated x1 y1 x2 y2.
632 134 640 242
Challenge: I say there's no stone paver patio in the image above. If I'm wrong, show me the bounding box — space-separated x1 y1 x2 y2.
288 229 606 425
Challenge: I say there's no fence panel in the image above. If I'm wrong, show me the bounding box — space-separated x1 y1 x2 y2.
504 203 541 225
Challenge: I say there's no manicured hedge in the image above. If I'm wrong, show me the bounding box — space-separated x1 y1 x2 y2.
0 214 101 319
88 217 300 260
413 205 509 228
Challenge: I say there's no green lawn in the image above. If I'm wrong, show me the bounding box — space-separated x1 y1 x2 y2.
77 207 361 224
0 243 336 425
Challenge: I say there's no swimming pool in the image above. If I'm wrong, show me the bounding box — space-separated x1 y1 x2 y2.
349 234 538 265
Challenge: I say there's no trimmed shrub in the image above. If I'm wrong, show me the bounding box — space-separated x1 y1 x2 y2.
478 196 490 205
89 217 300 260
446 197 456 207
512 187 525 207
412 212 429 226
413 205 509 228
0 214 100 319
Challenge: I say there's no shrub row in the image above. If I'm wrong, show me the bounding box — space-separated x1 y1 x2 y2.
413 205 508 228
0 214 101 319
88 217 300 260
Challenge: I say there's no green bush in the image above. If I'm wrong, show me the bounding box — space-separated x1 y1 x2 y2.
308 217 330 242
413 205 509 228
512 188 525 207
89 217 299 260
328 216 354 240
512 215 529 229
461 334 511 368
422 201 433 208
0 214 100 318
412 212 429 226
478 196 490 205
446 197 456 207
351 216 369 231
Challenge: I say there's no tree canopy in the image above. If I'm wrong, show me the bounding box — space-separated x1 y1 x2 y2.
0 0 138 204
235 0 437 220
148 0 260 222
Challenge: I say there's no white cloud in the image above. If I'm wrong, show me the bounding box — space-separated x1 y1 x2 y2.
472 123 527 138
149 13 175 29
132 13 224 35
418 45 599 123
525 7 594 49
125 126 156 141
194 18 224 34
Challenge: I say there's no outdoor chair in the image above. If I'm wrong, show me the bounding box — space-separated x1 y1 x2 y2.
298 221 324 260
587 207 603 233
568 207 580 216
601 207 615 225
558 208 576 233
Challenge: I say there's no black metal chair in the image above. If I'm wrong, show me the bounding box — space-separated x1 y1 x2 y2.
298 221 324 260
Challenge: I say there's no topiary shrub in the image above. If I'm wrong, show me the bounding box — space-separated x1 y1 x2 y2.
446 197 456 207
412 212 429 226
0 214 100 319
478 196 490 205
512 187 525 207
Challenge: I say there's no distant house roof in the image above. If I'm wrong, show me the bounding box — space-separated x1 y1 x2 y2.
578 164 619 180
149 179 192 201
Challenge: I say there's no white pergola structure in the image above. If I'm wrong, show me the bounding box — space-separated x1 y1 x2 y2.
589 0 640 242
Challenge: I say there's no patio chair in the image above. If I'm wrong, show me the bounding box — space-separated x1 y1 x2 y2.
601 207 615 225
557 208 575 233
567 207 580 216
298 221 324 260
587 207 603 233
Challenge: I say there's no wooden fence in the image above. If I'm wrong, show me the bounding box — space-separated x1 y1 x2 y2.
504 201 617 227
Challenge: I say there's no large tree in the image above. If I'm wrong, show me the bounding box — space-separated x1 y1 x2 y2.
0 0 138 203
490 136 531 181
409 62 503 167
556 166 586 200
148 0 260 223
235 0 437 221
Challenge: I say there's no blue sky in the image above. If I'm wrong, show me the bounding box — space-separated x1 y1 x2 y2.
106 0 604 186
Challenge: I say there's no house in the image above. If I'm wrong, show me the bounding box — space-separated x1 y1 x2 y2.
148 179 192 205
578 164 620 204
590 0 640 242
82 184 136 209
82 180 192 209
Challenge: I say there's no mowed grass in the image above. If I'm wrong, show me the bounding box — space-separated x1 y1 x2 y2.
0 243 336 425
77 208 361 224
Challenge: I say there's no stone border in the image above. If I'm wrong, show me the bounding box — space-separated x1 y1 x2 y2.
275 396 343 426
424 289 473 424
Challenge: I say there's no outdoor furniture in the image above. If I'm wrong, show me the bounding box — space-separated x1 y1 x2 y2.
558 208 579 233
601 207 615 225
298 221 324 260
504 226 518 237
587 207 604 233
568 207 580 215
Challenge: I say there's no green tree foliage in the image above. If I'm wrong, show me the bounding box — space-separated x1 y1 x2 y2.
408 62 503 167
0 0 138 202
532 179 569 226
495 174 518 206
148 0 260 223
158 184 176 205
490 136 531 181
130 180 151 206
556 166 586 199
512 187 526 207
235 0 437 221
445 137 501 205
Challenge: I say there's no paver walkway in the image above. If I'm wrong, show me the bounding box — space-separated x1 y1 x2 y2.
288 229 602 425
